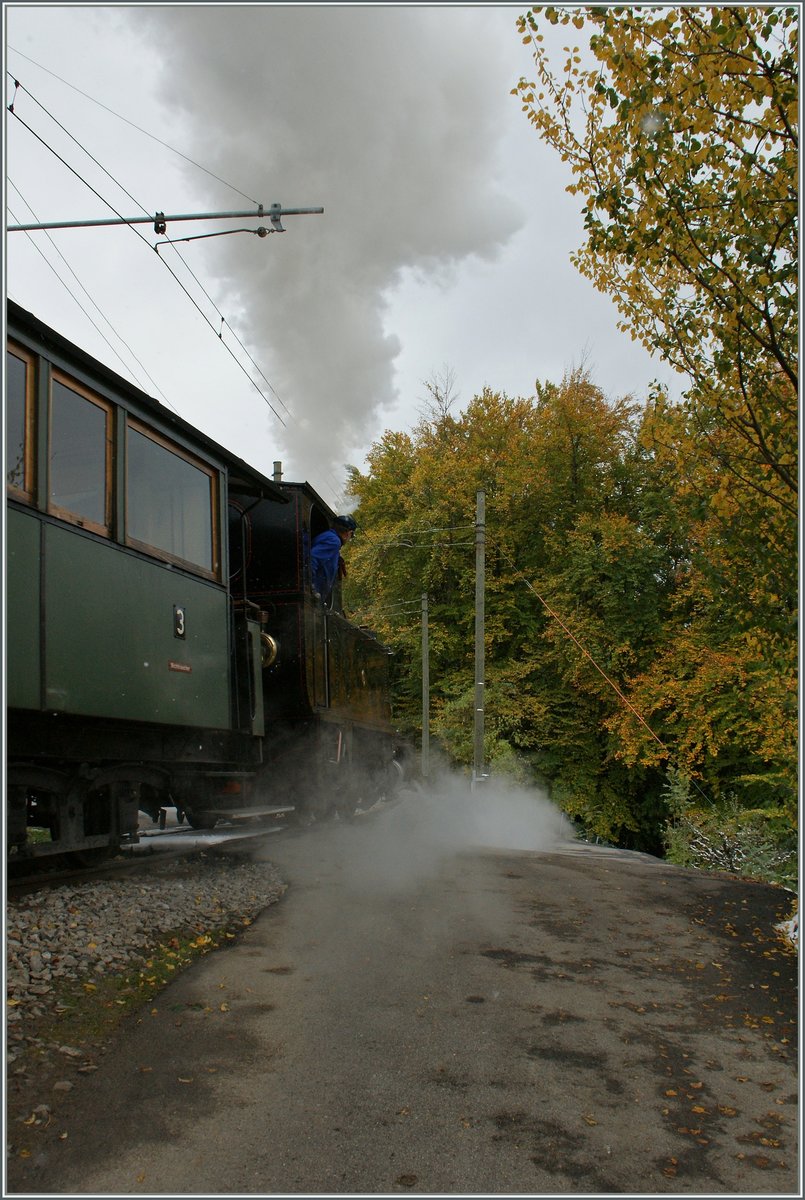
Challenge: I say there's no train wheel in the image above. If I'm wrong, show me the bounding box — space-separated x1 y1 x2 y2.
183 810 218 830
373 758 405 805
333 781 358 821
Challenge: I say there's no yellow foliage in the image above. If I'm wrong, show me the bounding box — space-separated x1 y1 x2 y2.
514 5 797 511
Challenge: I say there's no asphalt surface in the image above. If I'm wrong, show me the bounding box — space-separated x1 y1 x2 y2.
6 793 798 1197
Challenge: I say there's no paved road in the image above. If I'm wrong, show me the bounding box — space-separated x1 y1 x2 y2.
8 791 798 1196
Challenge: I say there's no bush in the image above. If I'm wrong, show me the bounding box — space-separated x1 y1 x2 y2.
663 796 797 891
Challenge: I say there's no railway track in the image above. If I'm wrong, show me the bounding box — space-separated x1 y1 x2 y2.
7 790 408 896
6 810 293 896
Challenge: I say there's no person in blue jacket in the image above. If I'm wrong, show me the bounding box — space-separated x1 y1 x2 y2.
310 514 357 602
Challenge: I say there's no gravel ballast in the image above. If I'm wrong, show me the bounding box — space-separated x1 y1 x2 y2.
6 853 287 1067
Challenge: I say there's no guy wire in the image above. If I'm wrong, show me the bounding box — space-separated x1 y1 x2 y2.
497 546 715 808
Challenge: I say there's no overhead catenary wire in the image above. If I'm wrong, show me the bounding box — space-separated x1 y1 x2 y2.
351 604 422 624
9 105 288 425
375 540 475 549
398 525 474 534
8 183 178 410
366 599 422 614
7 89 290 421
6 56 259 203
153 236 292 421
7 80 291 425
357 524 475 551
7 198 181 415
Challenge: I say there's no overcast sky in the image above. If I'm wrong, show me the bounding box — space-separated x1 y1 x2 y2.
5 3 683 510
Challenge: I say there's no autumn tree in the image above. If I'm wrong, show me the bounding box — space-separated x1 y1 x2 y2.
512 5 797 878
346 373 684 850
513 6 798 510
606 396 797 870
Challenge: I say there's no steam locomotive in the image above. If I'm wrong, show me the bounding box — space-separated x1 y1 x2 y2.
6 301 403 863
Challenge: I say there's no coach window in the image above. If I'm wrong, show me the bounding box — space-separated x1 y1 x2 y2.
6 345 35 500
126 421 219 578
49 373 112 534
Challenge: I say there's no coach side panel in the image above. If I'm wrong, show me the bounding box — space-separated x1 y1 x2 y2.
7 310 234 734
43 525 230 727
6 506 41 711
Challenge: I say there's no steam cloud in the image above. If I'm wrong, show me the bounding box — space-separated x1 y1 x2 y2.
129 6 525 497
340 771 576 895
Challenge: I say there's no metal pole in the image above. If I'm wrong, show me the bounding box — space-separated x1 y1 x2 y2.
8 204 324 233
473 490 486 790
421 593 430 779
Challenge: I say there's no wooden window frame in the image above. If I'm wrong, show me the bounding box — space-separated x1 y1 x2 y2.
6 342 36 503
125 418 221 581
47 369 114 536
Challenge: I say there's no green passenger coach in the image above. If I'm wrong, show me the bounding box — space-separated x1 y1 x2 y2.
6 302 401 864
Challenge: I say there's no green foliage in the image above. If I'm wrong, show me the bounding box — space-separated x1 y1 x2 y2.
662 770 797 890
664 791 798 891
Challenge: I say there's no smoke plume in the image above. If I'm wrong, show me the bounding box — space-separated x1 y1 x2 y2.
128 6 524 499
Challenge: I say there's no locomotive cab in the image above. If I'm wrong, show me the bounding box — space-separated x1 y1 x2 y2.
228 478 398 819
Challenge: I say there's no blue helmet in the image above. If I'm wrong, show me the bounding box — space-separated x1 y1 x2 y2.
333 514 357 532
